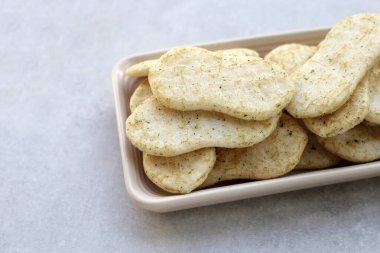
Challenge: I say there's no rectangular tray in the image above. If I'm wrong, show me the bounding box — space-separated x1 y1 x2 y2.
112 27 380 212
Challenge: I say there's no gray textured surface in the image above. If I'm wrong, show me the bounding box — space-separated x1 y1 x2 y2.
1 1 380 252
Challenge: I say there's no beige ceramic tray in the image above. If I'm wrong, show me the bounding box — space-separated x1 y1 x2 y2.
112 27 380 212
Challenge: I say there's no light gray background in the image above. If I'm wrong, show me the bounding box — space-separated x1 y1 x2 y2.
1 1 380 252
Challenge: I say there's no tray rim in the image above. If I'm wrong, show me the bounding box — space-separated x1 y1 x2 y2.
112 27 380 212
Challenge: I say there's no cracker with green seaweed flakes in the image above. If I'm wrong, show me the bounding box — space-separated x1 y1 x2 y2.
287 13 380 118
265 44 340 169
296 130 341 170
129 79 153 113
125 48 259 77
265 43 317 73
130 81 216 194
303 73 369 137
218 48 259 57
143 148 216 194
126 97 280 157
200 114 307 188
126 59 157 77
317 124 380 162
149 46 293 120
365 63 380 125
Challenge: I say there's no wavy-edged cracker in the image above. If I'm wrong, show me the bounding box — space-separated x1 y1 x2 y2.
264 44 340 169
143 148 216 194
303 73 370 137
125 48 259 77
365 63 380 124
218 48 259 57
130 81 215 193
317 124 380 162
287 13 380 118
149 46 294 120
129 79 153 113
200 114 307 188
126 97 280 157
295 130 341 170
126 59 157 77
265 44 317 73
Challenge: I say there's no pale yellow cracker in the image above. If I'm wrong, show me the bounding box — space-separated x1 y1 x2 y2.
143 148 216 194
218 48 259 57
149 46 294 121
303 73 370 137
287 13 380 118
295 130 341 170
264 44 340 169
317 124 380 162
365 63 380 124
265 44 317 73
129 79 153 113
130 81 215 193
126 59 157 77
125 48 259 77
200 114 307 188
126 97 280 157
